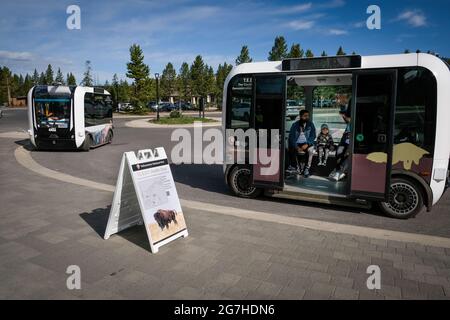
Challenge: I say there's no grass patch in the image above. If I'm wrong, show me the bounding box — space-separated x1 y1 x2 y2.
149 116 217 125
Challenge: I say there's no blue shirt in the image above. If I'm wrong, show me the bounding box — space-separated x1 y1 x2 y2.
289 121 316 148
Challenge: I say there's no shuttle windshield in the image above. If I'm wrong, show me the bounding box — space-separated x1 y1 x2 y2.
34 88 71 129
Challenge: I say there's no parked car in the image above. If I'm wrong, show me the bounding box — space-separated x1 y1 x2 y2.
147 101 158 110
118 102 132 112
158 102 176 112
174 101 193 111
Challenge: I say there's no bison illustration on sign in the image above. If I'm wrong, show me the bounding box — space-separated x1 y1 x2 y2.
154 209 178 230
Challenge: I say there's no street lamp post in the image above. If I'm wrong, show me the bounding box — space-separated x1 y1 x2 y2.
155 73 160 121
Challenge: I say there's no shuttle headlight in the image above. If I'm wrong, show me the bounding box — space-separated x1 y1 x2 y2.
77 132 84 137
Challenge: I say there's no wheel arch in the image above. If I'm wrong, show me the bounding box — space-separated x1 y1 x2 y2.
224 164 235 185
391 170 433 212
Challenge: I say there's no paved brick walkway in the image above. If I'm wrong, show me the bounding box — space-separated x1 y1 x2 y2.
1 194 450 299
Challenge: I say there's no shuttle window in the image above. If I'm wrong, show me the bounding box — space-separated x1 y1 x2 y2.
84 93 113 127
34 95 71 129
228 76 253 129
394 67 437 154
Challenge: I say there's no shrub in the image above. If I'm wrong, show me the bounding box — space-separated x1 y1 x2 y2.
169 110 182 118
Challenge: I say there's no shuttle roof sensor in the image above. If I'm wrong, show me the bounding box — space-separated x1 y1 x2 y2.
282 55 362 72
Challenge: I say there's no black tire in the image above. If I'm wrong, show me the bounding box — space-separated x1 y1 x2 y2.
82 135 92 152
228 166 262 198
379 177 424 219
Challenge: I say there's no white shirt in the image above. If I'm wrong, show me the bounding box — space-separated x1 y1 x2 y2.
296 130 307 144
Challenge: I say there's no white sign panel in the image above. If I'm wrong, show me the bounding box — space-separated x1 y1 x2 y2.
104 148 188 253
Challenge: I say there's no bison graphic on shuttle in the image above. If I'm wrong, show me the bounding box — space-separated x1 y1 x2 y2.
366 143 429 170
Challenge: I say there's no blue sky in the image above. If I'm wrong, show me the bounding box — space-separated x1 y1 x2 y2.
1 0 449 83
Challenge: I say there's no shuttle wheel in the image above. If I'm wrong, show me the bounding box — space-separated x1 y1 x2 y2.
82 135 93 152
228 166 262 198
379 177 424 219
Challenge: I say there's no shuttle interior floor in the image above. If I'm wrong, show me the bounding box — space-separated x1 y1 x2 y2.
284 174 348 197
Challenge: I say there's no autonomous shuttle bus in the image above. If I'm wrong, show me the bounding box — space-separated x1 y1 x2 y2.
223 53 450 219
28 85 113 151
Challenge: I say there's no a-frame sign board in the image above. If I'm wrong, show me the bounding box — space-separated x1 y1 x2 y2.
104 148 188 253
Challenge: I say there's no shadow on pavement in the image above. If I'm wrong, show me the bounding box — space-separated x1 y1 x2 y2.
171 163 229 195
14 138 82 153
170 163 386 218
79 206 151 252
14 139 32 149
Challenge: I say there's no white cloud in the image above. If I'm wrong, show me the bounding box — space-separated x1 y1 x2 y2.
286 20 315 30
396 9 427 27
110 5 221 33
328 28 348 35
274 3 312 14
320 0 346 9
0 50 34 61
352 21 365 28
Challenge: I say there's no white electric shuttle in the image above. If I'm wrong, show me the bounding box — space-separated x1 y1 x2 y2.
222 53 450 219
28 85 113 151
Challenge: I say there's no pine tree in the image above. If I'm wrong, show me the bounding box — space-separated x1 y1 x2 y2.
288 44 304 58
235 45 253 65
66 73 77 86
404 49 411 54
11 74 21 97
126 44 150 96
204 65 216 102
177 62 191 103
0 67 11 104
268 36 288 61
23 74 33 94
55 68 65 85
39 72 46 85
305 49 314 58
44 64 54 84
190 55 206 99
160 62 177 100
119 80 131 103
215 62 233 108
18 74 24 89
336 46 346 56
321 51 327 57
32 69 40 85
110 73 119 106
81 60 94 86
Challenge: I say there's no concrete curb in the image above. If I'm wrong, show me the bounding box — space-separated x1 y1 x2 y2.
125 118 221 128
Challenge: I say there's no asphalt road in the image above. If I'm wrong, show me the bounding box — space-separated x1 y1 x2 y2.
2 108 450 237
